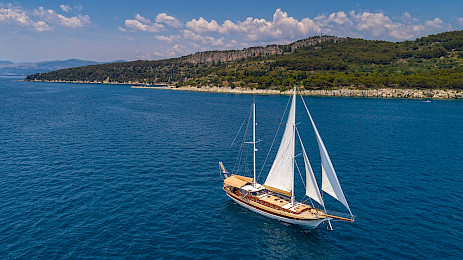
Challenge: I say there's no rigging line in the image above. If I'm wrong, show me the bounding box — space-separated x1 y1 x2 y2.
232 107 252 174
295 126 310 187
294 127 306 189
295 103 322 210
301 196 315 208
231 104 253 147
257 96 292 182
294 157 306 190
234 134 247 175
236 107 254 178
232 135 244 174
295 128 315 209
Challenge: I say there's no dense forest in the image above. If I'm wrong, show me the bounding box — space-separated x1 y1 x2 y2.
26 31 463 90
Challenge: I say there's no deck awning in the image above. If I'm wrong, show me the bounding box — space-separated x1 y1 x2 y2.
263 185 292 197
224 175 249 188
232 174 253 183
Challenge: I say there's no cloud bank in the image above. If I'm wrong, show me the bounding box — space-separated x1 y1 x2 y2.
0 4 91 32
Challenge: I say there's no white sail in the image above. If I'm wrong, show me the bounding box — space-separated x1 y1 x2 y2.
298 131 324 206
264 88 296 195
301 96 352 215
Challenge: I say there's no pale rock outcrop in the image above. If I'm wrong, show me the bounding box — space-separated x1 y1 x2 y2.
183 36 344 64
172 86 462 99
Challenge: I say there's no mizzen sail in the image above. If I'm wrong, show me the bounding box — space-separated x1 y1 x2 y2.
264 89 296 195
298 129 324 206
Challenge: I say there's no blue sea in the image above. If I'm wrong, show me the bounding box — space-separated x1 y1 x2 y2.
1 77 462 259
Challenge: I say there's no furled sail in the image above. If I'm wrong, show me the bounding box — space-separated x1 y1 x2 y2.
264 89 296 195
298 129 324 206
301 96 352 215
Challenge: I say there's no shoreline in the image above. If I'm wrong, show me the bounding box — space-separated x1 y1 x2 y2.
28 80 463 99
165 86 463 99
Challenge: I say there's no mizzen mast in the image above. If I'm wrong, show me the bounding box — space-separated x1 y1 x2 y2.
244 102 258 187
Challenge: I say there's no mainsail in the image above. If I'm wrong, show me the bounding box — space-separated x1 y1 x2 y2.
264 89 296 196
301 96 352 215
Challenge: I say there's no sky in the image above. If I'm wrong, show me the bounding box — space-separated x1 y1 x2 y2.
1 0 463 62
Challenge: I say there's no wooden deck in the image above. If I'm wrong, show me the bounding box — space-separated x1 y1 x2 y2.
251 193 326 219
259 194 288 207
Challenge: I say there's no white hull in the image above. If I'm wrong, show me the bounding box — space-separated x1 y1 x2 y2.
227 194 329 229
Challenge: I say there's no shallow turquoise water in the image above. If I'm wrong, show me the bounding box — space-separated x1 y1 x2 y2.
1 77 462 258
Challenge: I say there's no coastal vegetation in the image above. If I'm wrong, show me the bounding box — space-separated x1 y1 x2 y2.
26 31 463 90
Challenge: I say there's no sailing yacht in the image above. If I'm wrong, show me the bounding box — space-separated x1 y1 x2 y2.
220 86 354 229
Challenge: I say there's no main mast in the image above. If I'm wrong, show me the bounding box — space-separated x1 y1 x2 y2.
291 86 296 204
253 102 257 187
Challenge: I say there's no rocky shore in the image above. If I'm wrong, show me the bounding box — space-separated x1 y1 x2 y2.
31 80 462 99
172 86 463 99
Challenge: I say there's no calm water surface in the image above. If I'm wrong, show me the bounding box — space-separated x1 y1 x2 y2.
0 77 462 259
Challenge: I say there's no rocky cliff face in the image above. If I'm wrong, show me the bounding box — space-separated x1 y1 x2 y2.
182 36 344 64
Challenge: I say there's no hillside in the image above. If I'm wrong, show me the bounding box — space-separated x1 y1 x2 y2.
26 31 463 90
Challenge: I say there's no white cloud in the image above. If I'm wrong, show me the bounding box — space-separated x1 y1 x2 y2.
315 11 353 29
345 11 450 39
186 9 320 41
155 13 182 28
149 44 190 59
352 11 398 37
123 14 164 32
0 4 90 31
165 44 189 57
411 18 447 37
134 13 151 24
0 6 50 31
313 10 450 40
155 35 178 44
457 17 463 26
182 29 224 46
268 9 320 38
34 7 91 28
125 19 163 32
60 5 71 13
186 17 221 33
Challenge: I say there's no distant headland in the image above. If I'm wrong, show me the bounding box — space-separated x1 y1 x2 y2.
26 31 463 99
